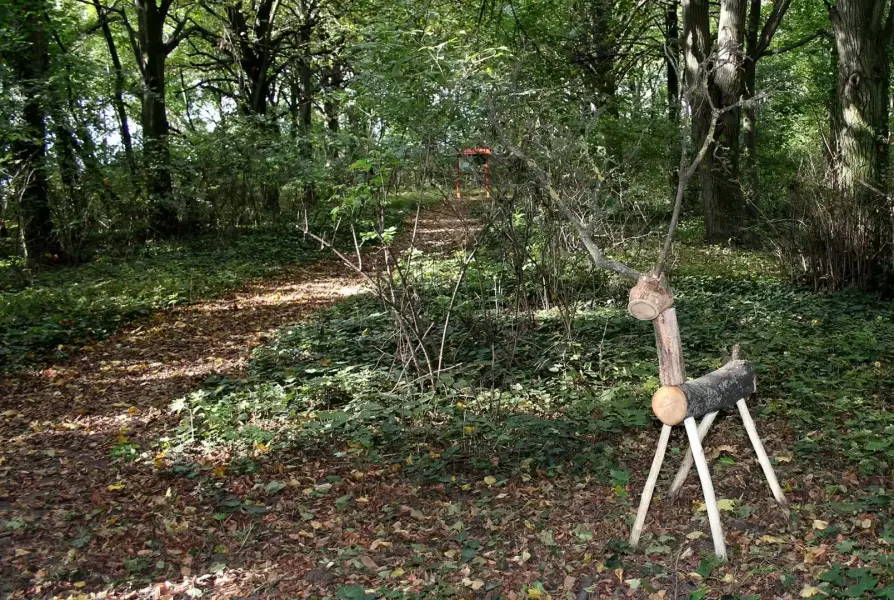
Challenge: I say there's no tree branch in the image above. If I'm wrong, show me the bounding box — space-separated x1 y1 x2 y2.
755 0 792 57
505 144 640 282
761 29 828 58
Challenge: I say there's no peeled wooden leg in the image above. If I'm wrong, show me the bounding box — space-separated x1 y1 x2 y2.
736 399 788 509
668 411 718 500
684 417 727 560
629 424 672 549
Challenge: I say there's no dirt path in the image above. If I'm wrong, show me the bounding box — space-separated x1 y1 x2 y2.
1 199 843 600
0 201 479 598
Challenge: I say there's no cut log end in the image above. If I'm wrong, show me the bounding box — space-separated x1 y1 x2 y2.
627 275 674 321
652 386 688 425
629 299 662 321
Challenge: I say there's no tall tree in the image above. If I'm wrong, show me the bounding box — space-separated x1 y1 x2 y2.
682 0 747 244
826 0 893 192
191 0 289 117
113 0 193 234
6 0 63 261
823 0 894 283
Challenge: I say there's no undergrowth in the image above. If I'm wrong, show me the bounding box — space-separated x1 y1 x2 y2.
0 232 317 371
0 192 434 372
165 224 894 480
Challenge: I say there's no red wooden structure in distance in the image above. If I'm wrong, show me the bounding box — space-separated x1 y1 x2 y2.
455 147 492 200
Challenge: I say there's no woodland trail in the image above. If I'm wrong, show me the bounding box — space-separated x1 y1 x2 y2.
0 200 849 600
0 200 480 598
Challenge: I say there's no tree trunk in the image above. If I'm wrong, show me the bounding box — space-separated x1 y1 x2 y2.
681 0 715 222
93 0 136 180
666 0 680 122
743 0 794 218
323 63 343 160
299 28 315 205
742 0 760 212
225 0 277 117
704 0 746 244
136 0 177 235
683 0 748 244
589 0 617 113
11 2 63 262
826 0 894 284
829 1 892 191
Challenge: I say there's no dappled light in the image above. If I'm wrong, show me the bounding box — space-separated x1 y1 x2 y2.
3 0 894 597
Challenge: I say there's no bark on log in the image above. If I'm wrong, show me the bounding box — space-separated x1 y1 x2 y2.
651 359 756 425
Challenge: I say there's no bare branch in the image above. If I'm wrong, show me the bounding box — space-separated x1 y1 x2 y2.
656 110 719 277
755 0 792 57
505 144 640 282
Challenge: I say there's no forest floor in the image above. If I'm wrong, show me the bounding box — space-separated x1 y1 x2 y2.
1 200 893 600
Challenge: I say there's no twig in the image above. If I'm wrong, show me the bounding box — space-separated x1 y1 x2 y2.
656 109 720 277
504 144 640 282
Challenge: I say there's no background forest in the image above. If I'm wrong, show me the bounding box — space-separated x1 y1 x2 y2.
1 0 894 599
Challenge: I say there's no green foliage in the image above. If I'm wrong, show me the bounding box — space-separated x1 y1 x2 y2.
167 218 894 480
0 231 315 370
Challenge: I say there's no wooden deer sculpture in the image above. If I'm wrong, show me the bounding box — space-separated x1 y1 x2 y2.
625 274 788 559
508 132 789 559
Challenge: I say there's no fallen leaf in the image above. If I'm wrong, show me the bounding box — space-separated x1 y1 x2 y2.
776 452 794 463
812 519 829 530
360 555 379 571
716 498 736 511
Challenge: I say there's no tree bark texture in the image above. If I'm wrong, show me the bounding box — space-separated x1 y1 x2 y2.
682 0 719 236
10 1 63 261
829 1 893 191
827 0 894 283
652 359 756 425
706 0 746 244
682 0 752 244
